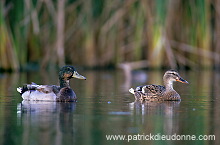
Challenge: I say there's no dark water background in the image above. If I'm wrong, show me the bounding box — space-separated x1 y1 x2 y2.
0 69 219 145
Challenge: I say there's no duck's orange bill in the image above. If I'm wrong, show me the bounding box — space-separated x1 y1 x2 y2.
176 78 189 84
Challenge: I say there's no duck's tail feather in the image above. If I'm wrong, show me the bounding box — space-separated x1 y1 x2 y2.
129 88 135 94
16 87 22 94
16 83 39 95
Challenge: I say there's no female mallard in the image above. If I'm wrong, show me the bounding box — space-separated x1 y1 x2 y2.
129 70 188 101
17 66 86 102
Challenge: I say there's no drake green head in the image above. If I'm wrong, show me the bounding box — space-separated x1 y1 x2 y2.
59 65 86 81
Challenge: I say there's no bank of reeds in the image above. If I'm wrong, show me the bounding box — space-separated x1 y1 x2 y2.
0 0 220 71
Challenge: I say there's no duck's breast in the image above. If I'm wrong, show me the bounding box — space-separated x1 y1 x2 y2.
163 90 181 101
57 87 77 102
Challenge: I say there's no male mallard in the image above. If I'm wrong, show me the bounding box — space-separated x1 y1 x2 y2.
129 70 188 101
17 66 86 102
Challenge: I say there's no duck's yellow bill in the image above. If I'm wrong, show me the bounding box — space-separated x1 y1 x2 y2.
72 71 86 80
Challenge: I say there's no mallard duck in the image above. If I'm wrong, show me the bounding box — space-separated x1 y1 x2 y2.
17 65 86 102
129 70 188 101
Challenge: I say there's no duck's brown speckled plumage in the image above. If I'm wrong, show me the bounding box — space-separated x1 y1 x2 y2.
129 70 188 101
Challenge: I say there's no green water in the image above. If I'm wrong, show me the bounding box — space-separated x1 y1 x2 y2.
0 70 219 145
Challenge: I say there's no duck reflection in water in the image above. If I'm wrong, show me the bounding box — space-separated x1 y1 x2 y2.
129 100 181 135
17 100 78 143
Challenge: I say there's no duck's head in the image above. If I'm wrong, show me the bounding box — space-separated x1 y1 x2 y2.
59 66 86 80
163 69 188 84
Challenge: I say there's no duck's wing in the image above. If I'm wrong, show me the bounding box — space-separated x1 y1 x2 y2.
141 85 165 96
135 86 144 91
17 83 61 101
130 84 166 101
18 84 61 94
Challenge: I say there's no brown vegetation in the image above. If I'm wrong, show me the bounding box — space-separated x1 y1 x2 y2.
0 0 220 70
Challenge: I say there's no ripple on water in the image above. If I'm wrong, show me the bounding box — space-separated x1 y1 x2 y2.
108 111 131 115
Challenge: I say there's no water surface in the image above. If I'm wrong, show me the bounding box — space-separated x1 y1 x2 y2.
0 69 219 145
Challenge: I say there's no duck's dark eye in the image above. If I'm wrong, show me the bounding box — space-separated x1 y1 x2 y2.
67 67 72 71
